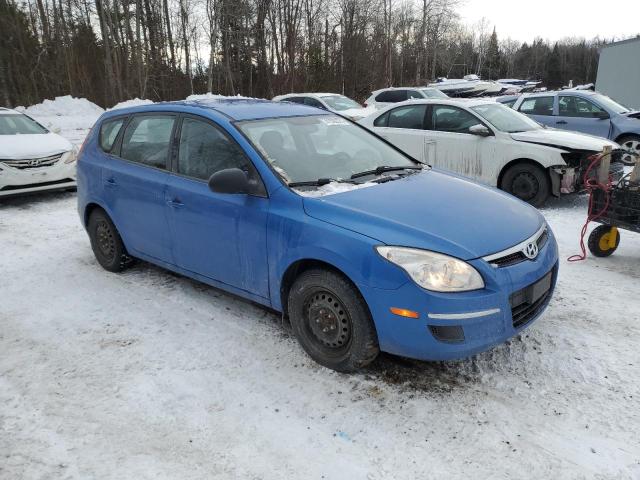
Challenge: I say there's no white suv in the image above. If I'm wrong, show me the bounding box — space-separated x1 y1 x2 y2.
272 93 371 120
364 87 448 109
0 108 77 197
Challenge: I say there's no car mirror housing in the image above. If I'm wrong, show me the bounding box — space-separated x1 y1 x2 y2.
469 124 491 137
208 168 250 195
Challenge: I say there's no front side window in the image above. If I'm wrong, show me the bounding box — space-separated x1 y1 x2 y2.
100 118 125 153
238 114 416 184
559 95 606 118
387 105 427 130
120 115 175 169
178 117 255 181
430 105 481 134
0 114 48 135
407 90 423 99
470 103 539 133
518 96 554 116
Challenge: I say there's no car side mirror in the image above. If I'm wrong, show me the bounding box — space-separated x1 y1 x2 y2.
469 124 491 137
596 111 610 120
208 168 250 195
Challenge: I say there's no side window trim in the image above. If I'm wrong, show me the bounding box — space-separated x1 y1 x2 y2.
114 112 178 171
172 113 268 197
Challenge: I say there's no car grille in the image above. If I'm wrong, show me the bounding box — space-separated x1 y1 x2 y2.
490 228 549 268
510 269 554 328
0 153 63 169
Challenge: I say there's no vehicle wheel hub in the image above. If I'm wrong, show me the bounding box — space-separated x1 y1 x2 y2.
621 139 640 165
304 292 351 348
96 221 115 259
512 172 539 201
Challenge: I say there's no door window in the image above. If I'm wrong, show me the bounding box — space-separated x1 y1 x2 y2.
120 115 175 169
518 96 554 116
177 117 262 188
407 90 423 99
387 105 427 130
558 95 606 118
100 118 125 153
375 90 407 103
284 97 305 104
430 105 480 134
303 97 325 109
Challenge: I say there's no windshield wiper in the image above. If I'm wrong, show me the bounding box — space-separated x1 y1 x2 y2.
288 178 357 188
350 165 422 180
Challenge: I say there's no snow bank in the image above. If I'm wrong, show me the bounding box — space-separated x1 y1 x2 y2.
108 98 155 110
16 96 104 146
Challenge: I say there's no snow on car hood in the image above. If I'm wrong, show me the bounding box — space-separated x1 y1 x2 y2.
302 170 544 260
510 129 618 151
0 132 73 159
337 106 377 120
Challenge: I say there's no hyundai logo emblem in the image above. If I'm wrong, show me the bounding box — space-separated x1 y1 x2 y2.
524 242 539 259
29 159 40 166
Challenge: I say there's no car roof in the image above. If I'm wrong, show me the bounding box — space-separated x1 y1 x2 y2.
523 90 598 98
102 98 327 121
378 98 496 108
371 86 428 95
274 92 343 99
0 107 20 115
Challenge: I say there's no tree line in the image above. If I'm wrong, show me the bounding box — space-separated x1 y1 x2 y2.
0 0 619 109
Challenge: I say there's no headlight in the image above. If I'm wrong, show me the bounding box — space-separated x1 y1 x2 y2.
376 246 484 292
63 147 77 164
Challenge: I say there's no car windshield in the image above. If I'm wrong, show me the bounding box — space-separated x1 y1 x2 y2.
321 95 362 111
470 103 540 133
420 88 448 99
590 94 630 114
237 114 418 184
0 114 48 135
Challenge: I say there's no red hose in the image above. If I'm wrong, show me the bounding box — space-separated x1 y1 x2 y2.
567 153 614 262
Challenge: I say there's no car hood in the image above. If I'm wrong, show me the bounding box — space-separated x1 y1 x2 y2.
510 129 618 151
0 133 72 159
302 170 544 260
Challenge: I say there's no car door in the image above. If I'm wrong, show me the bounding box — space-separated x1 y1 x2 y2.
555 94 611 138
370 104 430 162
165 114 270 298
102 113 176 263
426 104 487 180
517 96 556 127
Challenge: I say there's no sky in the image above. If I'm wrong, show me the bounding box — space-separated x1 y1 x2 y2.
457 0 640 43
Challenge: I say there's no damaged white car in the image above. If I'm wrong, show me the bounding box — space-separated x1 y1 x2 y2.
0 107 77 197
358 99 624 205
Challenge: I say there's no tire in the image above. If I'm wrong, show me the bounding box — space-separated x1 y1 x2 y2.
500 162 550 207
588 225 620 257
88 208 132 272
618 135 640 166
287 269 379 372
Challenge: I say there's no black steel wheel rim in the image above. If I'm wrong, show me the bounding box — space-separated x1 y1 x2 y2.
512 172 539 201
95 220 116 260
303 290 352 350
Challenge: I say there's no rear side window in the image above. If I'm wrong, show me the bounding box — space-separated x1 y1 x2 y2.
375 90 407 103
284 97 305 104
120 115 175 169
178 117 256 182
373 112 389 127
387 105 427 129
519 96 554 116
303 97 325 109
99 118 125 153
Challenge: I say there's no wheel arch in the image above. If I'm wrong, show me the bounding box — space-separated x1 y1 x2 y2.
614 132 640 144
83 202 105 227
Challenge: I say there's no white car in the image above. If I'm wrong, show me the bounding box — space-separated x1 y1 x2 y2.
0 108 77 197
358 99 623 205
272 93 371 120
364 87 448 110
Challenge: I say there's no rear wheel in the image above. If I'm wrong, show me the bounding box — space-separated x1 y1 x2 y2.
588 225 620 257
287 269 379 372
500 163 550 207
88 209 132 272
618 135 640 166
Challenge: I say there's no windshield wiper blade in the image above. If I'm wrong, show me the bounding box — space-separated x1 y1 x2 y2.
350 165 422 180
288 178 357 188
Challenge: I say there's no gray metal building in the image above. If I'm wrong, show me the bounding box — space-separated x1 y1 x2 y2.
596 37 640 110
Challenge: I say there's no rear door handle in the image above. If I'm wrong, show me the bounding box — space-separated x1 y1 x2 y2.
556 120 567 125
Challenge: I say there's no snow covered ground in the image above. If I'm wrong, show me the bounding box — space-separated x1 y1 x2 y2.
1 100 640 479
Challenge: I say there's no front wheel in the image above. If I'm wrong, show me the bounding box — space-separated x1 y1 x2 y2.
500 163 550 207
288 269 379 372
618 135 640 166
588 225 620 257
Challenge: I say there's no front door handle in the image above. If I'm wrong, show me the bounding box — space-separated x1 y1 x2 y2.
556 120 568 125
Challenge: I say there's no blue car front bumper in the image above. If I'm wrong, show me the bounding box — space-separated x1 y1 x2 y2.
359 230 559 361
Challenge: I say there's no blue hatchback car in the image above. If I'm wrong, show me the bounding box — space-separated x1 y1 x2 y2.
77 99 558 371
512 90 640 165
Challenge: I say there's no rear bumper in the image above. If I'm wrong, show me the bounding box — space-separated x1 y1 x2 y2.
0 160 76 197
359 230 559 361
